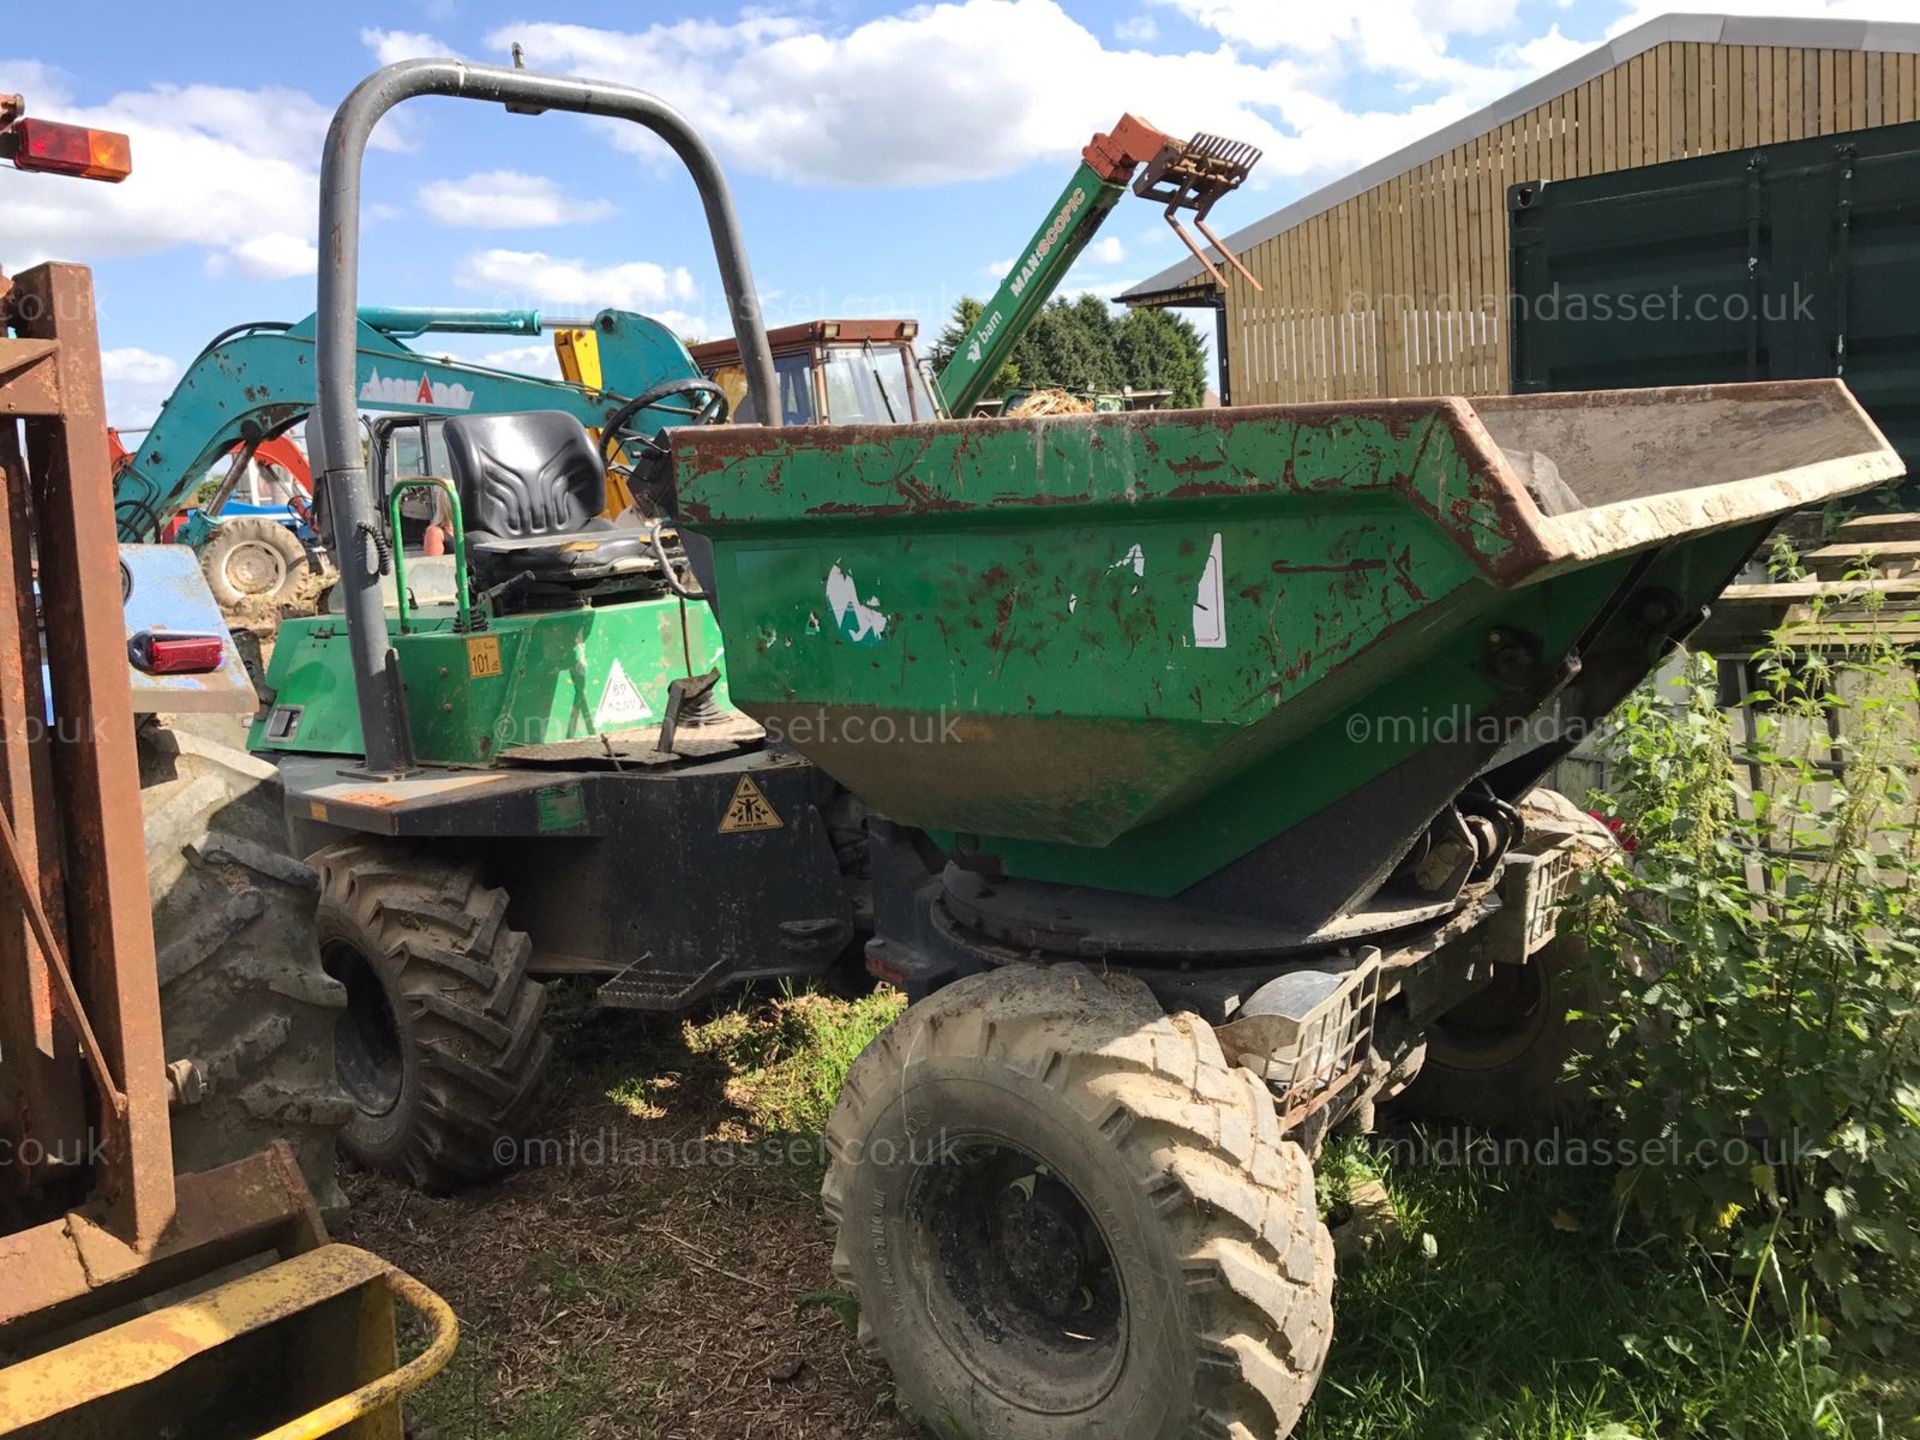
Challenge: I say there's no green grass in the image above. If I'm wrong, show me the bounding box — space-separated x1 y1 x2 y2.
678 983 904 1135
1302 1135 1918 1440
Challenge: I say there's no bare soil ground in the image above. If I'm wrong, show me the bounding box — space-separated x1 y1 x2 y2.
341 988 913 1440
343 985 1917 1440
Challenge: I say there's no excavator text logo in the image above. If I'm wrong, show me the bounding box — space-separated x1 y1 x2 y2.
360 368 476 410
1007 185 1087 300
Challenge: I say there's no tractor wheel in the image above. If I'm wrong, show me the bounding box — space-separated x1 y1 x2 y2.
200 516 310 610
823 963 1334 1439
139 718 353 1211
1391 933 1600 1132
312 841 551 1192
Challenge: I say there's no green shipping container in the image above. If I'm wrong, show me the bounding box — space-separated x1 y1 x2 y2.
1509 118 1920 503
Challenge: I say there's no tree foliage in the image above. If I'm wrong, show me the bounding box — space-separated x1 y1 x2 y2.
931 294 1210 408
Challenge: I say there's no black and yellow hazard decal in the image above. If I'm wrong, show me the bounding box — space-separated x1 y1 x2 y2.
719 774 783 834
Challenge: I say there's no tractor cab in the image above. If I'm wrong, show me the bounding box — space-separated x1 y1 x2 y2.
691 319 942 424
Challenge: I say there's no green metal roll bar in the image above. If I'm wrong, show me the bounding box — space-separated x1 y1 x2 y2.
385 477 471 636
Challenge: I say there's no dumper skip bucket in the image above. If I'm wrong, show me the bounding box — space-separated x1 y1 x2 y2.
674 380 1900 917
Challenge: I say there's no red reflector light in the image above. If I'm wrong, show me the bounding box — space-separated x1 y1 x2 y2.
10 118 132 182
130 631 225 675
864 940 909 988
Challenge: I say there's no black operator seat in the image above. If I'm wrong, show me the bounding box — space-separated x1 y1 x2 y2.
441 411 647 592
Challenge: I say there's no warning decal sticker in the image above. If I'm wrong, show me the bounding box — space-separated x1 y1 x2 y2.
596 659 654 726
719 774 783 834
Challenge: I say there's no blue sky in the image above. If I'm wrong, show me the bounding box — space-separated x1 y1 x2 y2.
2 0 1907 424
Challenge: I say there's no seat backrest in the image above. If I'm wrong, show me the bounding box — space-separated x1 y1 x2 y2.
442 411 607 539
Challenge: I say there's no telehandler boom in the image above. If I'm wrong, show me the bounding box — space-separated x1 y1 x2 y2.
934 113 1261 415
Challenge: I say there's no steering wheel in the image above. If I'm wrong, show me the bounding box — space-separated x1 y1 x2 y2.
600 377 730 472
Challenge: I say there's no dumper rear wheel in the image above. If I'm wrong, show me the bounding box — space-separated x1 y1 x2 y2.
140 718 352 1211
1393 791 1620 1132
312 841 551 1192
1393 933 1599 1131
823 963 1333 1439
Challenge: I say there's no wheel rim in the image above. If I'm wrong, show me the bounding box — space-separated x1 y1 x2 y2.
222 537 289 597
1426 960 1550 1072
905 1134 1127 1413
322 940 404 1117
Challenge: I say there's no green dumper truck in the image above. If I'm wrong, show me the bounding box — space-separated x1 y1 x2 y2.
252 58 1901 1439
672 380 1898 1435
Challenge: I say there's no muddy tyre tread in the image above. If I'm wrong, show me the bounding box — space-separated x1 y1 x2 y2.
823 963 1333 1439
200 515 311 610
140 720 351 1210
313 840 550 1192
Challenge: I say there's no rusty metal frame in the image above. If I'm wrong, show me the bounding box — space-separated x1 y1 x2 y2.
0 1142 325 1346
0 1240 457 1439
0 263 177 1252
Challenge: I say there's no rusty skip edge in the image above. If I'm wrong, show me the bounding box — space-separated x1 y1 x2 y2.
674 378 1900 592
1502 380 1906 578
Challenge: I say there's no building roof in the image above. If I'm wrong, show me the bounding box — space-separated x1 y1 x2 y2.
1121 11 1920 308
688 318 919 365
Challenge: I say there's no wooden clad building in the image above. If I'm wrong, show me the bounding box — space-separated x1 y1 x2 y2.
1121 13 1920 405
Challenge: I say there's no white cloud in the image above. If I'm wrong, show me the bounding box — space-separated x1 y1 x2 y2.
487 5 1317 186
984 257 1013 279
360 28 456 65
1115 14 1159 43
1151 0 1527 97
483 0 1607 195
99 347 180 428
1158 0 1516 58
1086 236 1126 266
454 248 703 334
1505 24 1589 77
209 232 320 280
471 342 563 378
0 61 402 278
100 347 180 386
477 0 1920 204
419 170 616 228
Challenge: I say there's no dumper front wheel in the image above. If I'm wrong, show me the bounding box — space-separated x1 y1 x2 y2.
312 841 551 1191
822 963 1333 1439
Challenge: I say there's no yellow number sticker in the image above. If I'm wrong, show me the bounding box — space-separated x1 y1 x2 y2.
467 635 503 679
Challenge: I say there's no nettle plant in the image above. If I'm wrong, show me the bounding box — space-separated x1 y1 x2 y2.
1572 552 1920 1346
